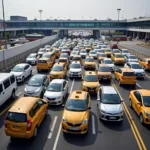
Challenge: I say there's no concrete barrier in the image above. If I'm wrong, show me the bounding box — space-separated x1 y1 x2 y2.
0 35 58 71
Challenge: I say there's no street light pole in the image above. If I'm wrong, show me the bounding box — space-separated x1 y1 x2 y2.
39 10 42 34
117 8 121 28
2 0 7 50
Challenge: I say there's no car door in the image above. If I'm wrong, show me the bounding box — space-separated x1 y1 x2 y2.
3 79 11 101
62 81 68 97
0 83 5 106
24 65 29 78
42 76 49 93
86 94 91 120
115 69 120 80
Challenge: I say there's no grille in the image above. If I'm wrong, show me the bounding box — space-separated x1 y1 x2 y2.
47 97 55 101
105 116 120 120
67 122 81 127
67 129 82 133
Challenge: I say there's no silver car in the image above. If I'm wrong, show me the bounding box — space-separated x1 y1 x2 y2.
97 86 123 122
43 79 68 105
24 74 49 98
26 53 38 65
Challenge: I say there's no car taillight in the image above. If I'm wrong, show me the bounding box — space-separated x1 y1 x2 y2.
122 76 124 79
27 120 32 131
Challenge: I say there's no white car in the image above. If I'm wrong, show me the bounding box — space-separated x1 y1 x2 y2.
97 86 123 122
121 49 130 56
72 47 80 53
45 45 51 49
10 63 32 82
125 55 138 62
44 79 68 105
124 62 145 78
38 48 46 57
80 49 87 58
26 53 38 65
70 51 79 60
89 50 97 59
69 61 82 79
101 58 115 71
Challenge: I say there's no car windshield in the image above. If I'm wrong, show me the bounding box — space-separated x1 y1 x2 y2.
115 54 124 58
113 50 120 53
123 72 135 76
129 56 136 59
90 51 96 54
52 66 63 71
70 63 81 69
104 60 113 64
105 50 111 52
28 55 36 58
72 52 78 55
42 54 50 58
81 50 86 53
28 78 42 86
85 58 94 62
101 94 121 104
59 59 67 63
123 50 129 53
143 96 150 107
73 57 81 61
60 54 68 58
39 49 46 52
85 75 98 82
66 99 87 111
12 66 24 72
99 66 111 72
47 83 62 92
99 54 106 57
131 64 142 69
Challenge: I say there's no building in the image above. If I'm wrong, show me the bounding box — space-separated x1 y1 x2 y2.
10 16 27 21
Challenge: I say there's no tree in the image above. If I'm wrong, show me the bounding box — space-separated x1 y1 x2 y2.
6 32 10 41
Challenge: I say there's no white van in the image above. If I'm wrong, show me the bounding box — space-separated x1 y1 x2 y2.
0 73 17 106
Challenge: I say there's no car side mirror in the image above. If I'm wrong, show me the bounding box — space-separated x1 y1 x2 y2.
88 106 91 109
97 99 100 101
121 99 124 103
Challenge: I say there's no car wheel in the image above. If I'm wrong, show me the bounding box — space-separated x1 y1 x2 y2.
140 114 144 125
40 92 44 98
22 77 25 82
11 90 16 99
30 70 32 76
37 69 40 73
33 127 38 138
129 99 132 108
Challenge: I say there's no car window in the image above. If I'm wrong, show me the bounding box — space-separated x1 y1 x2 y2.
0 84 3 93
63 81 66 88
134 91 142 102
3 79 10 89
29 103 40 118
37 100 45 108
123 72 134 76
10 75 15 84
25 65 29 70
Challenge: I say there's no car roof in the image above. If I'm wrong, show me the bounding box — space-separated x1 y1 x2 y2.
54 62 64 66
15 63 28 67
8 97 39 113
51 79 65 84
39 57 49 60
31 74 46 79
138 90 150 96
103 58 111 60
0 73 14 82
101 86 117 94
69 90 87 100
85 71 97 75
99 64 110 67
59 57 67 60
71 61 80 64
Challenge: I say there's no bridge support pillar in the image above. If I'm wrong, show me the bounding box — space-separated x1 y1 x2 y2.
93 30 100 38
58 30 68 38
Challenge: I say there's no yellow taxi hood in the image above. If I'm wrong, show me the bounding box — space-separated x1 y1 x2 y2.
83 81 99 87
84 62 95 65
98 72 111 76
50 71 63 75
63 110 88 123
115 58 124 61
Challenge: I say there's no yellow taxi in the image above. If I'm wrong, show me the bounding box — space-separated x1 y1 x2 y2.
62 90 91 134
111 53 125 65
72 55 83 65
104 49 112 57
82 71 100 93
53 48 60 58
129 89 150 125
98 53 107 63
115 68 136 86
85 45 92 52
50 62 67 80
5 97 48 139
139 58 150 71
84 56 96 70
58 57 69 69
98 64 112 81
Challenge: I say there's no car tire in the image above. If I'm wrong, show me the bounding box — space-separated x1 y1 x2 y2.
140 114 144 125
11 90 16 99
37 69 40 73
30 70 32 76
40 92 44 98
129 99 133 108
22 77 25 82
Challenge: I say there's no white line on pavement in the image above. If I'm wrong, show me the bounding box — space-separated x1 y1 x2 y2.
92 115 96 135
17 92 22 97
52 121 62 150
136 83 141 88
69 79 75 93
48 116 58 139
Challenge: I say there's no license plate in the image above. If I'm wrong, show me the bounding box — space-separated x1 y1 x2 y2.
12 125 20 129
109 117 116 120
70 127 78 131
103 78 108 80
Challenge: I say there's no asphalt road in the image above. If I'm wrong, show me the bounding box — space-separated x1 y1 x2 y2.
0 58 150 150
118 41 150 56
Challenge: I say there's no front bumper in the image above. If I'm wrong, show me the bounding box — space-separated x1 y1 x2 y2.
62 122 88 134
134 73 145 78
15 76 23 83
98 75 112 80
84 65 96 70
50 75 64 80
69 73 82 78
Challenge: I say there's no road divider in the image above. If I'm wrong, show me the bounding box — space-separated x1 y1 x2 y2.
111 81 146 150
92 115 96 134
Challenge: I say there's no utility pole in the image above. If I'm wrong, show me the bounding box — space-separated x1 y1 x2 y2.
117 8 121 28
39 10 43 34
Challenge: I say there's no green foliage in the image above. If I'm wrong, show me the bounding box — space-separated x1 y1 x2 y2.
6 32 10 41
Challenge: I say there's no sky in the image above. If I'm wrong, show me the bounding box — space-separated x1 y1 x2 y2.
0 0 150 20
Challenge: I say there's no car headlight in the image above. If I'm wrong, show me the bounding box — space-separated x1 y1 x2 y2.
82 119 88 125
17 74 22 77
101 110 107 114
78 71 82 74
55 96 62 101
62 117 67 123
43 96 48 100
144 110 150 118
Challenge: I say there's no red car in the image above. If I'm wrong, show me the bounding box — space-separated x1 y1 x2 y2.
110 44 118 49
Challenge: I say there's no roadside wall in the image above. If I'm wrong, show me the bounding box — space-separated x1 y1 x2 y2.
0 35 58 71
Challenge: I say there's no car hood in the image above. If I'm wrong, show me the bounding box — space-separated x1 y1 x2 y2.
25 85 41 92
50 71 63 75
80 53 87 55
100 103 123 113
70 68 82 72
63 110 88 123
128 59 138 62
89 54 97 56
98 72 111 76
83 81 99 87
26 58 36 61
84 62 95 65
107 64 114 67
38 52 44 54
44 91 62 98
10 71 23 77
132 69 144 73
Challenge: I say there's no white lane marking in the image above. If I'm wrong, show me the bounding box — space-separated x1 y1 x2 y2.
17 92 22 97
48 116 58 139
92 115 96 135
136 83 141 88
69 79 75 93
52 121 62 150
